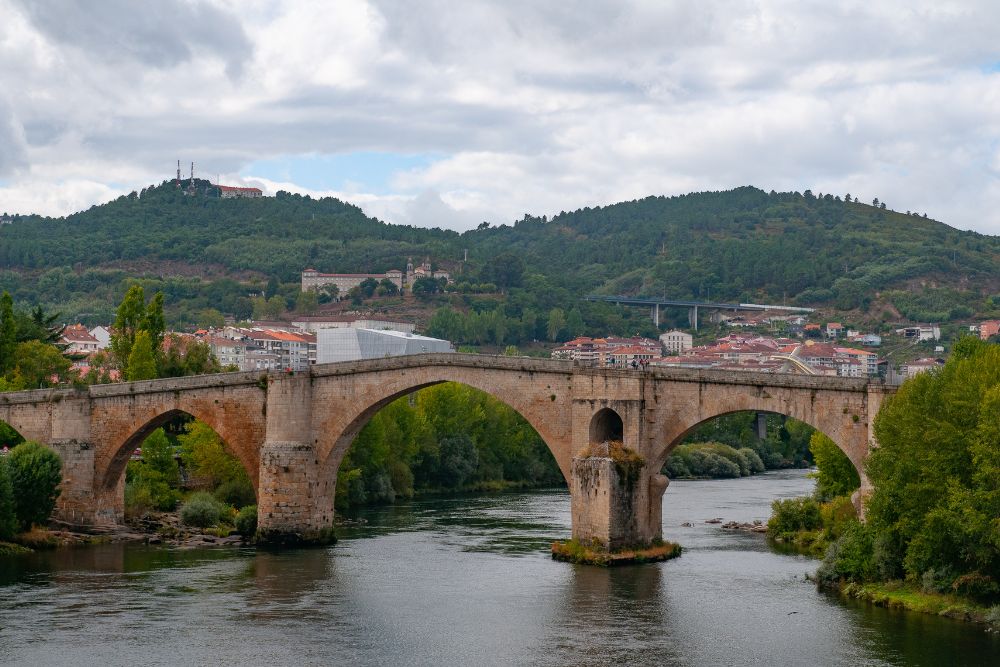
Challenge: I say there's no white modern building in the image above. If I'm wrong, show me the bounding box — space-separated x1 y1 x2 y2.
316 328 453 364
659 330 693 354
291 316 416 334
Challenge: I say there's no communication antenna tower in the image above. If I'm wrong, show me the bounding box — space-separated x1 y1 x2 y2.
190 162 195 187
176 160 181 188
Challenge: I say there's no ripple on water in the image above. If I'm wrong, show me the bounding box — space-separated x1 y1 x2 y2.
2 472 998 666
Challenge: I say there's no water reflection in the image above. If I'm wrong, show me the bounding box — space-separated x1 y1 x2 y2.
1 473 997 666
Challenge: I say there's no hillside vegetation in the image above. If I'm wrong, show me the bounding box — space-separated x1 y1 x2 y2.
2 183 998 329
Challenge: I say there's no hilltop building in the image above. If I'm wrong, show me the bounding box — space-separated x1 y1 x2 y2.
408 257 450 282
216 184 263 199
301 257 449 294
301 268 404 293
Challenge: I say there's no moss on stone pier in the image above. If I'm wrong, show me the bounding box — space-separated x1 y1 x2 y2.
551 538 682 566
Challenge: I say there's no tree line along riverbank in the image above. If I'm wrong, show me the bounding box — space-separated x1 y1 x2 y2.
767 336 1000 631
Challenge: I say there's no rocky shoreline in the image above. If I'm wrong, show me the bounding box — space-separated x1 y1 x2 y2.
680 517 768 533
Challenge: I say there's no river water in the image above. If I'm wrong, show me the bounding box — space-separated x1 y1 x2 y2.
1 469 997 666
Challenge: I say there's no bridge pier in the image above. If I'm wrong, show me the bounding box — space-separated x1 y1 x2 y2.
570 452 667 549
49 439 101 528
256 441 335 545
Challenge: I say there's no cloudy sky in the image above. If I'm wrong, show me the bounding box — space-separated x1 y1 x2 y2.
1 1 999 233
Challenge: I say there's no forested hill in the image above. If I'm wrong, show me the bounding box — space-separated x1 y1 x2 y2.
1 183 998 327
465 187 1000 314
0 179 458 278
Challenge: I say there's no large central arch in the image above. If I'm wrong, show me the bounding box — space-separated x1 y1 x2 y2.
311 364 577 500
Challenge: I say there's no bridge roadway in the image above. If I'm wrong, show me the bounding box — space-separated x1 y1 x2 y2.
0 353 894 548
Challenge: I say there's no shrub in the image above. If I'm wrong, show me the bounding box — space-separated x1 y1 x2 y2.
819 496 857 542
767 497 822 539
214 479 256 509
738 447 765 474
0 456 17 540
235 504 257 536
921 566 956 594
951 572 999 602
7 441 62 530
816 522 875 586
125 461 181 514
124 481 154 520
180 491 223 528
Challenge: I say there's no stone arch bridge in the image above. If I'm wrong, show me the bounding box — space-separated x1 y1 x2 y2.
0 354 894 548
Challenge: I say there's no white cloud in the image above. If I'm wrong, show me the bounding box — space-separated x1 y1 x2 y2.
1 0 1000 233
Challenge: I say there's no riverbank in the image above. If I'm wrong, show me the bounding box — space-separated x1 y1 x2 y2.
838 581 1000 632
765 495 1000 633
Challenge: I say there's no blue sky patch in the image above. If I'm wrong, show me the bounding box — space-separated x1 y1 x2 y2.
241 152 441 194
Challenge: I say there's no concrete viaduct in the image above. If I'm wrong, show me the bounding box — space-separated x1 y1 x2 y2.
0 354 895 548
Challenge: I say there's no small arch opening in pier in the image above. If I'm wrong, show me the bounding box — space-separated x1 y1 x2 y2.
589 408 624 444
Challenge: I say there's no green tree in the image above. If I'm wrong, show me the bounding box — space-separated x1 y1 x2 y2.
809 432 860 500
0 292 16 373
481 252 524 291
295 289 319 314
110 284 146 369
12 340 73 388
144 291 166 353
546 308 566 342
412 276 441 297
179 420 249 489
376 278 400 297
264 295 286 319
565 307 585 338
126 330 158 381
0 456 17 540
7 441 62 530
359 278 379 298
861 337 1000 589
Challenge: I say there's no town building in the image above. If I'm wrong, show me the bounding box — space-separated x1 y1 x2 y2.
316 328 453 363
978 320 1000 341
659 330 693 354
825 322 844 338
212 327 316 371
89 325 112 350
896 324 941 341
900 357 945 379
60 324 101 355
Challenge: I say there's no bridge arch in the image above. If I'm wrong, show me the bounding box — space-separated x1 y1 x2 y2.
650 402 869 483
312 364 575 491
97 407 261 494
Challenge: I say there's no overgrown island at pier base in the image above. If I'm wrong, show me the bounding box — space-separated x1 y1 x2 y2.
551 538 682 566
552 440 683 566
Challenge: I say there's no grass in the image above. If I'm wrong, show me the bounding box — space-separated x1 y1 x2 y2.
13 526 59 549
841 581 998 628
0 540 33 556
551 538 682 566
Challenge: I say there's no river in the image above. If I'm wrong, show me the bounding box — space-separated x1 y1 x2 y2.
1 469 997 666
